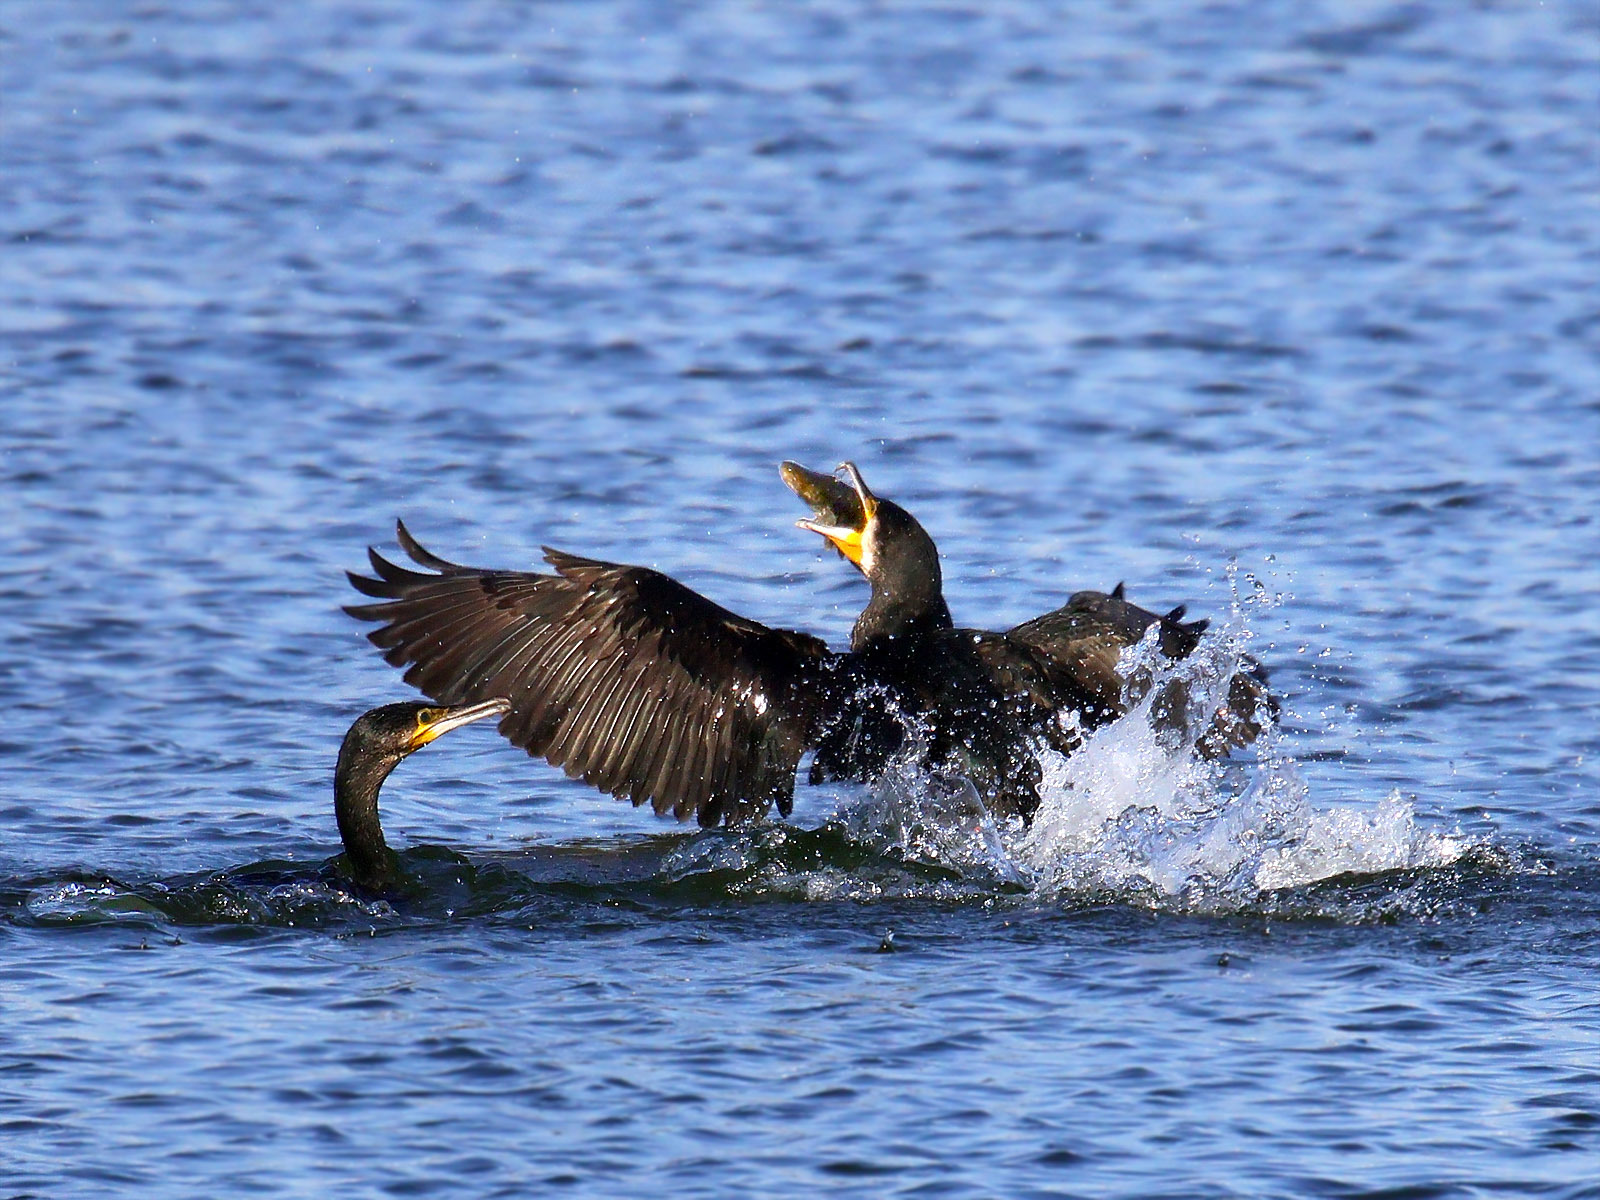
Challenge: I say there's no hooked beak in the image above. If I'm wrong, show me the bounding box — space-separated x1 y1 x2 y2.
785 460 877 568
407 697 511 752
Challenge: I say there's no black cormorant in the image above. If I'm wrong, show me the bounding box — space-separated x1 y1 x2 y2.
781 460 1275 758
344 463 1272 828
334 698 509 888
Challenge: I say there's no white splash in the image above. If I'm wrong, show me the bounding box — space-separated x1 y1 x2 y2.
835 769 1030 891
836 579 1469 912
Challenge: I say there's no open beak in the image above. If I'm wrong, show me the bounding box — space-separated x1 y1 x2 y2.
407 697 511 751
783 460 877 568
780 460 865 527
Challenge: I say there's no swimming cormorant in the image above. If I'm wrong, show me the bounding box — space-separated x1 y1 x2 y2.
344 463 1272 828
335 698 509 888
780 461 1275 759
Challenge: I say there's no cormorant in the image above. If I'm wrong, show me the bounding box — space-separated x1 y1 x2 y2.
335 698 509 888
780 461 1276 759
344 462 1272 828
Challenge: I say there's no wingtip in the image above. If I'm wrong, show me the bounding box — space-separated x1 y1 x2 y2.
345 569 390 602
394 520 463 572
394 518 427 564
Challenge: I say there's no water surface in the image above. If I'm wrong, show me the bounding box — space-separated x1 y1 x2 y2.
4 1 1599 1196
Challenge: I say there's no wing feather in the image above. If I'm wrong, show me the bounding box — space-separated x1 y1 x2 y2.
585 668 649 792
346 526 838 824
998 587 1274 750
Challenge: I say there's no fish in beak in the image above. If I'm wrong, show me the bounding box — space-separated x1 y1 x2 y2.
782 460 878 569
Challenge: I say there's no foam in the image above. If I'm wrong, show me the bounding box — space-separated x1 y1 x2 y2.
833 581 1470 912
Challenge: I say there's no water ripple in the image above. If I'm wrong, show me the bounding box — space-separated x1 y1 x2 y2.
4 0 1599 1195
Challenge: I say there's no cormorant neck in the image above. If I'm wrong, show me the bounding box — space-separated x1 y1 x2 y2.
851 580 954 650
334 737 402 889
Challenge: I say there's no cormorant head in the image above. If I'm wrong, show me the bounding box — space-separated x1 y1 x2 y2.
782 461 946 630
339 698 510 770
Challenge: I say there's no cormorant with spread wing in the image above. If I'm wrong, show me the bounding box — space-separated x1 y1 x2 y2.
779 461 1275 760
345 462 1273 827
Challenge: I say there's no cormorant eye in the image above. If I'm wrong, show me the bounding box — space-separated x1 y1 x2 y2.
417 708 440 727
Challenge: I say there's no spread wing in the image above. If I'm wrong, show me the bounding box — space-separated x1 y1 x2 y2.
345 522 840 825
1003 587 1207 716
983 586 1276 756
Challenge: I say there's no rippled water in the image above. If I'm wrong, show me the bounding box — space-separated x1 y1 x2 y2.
5 1 1599 1196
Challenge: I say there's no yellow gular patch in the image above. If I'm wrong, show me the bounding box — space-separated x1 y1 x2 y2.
828 527 867 566
411 710 445 748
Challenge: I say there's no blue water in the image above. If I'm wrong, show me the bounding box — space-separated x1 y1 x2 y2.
5 1 1600 1195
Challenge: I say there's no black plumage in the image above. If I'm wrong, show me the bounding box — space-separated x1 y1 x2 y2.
348 524 841 826
779 460 1276 758
345 461 1275 829
334 698 510 888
